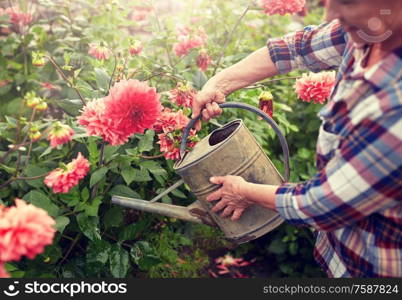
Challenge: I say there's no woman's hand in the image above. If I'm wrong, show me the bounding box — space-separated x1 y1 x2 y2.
191 86 225 131
206 175 254 221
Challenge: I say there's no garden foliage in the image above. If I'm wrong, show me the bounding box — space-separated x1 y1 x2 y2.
0 0 328 278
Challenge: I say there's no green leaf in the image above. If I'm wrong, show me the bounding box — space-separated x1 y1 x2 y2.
130 242 161 271
0 163 16 174
267 238 287 255
192 70 207 90
24 165 48 188
297 148 311 159
139 161 167 176
289 242 299 255
81 187 90 202
108 185 140 198
87 239 111 268
118 223 140 242
39 146 53 158
85 197 102 217
171 188 186 199
104 145 120 162
94 68 111 92
90 167 108 188
121 167 136 185
137 130 155 153
109 244 129 278
23 190 59 217
76 213 101 241
87 138 100 164
103 207 124 228
133 168 152 182
55 216 70 233
274 102 293 112
52 99 83 116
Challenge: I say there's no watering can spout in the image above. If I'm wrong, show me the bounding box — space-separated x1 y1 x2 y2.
111 196 217 227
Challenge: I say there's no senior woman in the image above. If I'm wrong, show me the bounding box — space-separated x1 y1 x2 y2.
191 0 402 277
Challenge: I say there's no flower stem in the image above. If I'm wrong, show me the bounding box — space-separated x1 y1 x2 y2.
46 55 86 105
212 3 251 76
139 153 164 159
108 53 117 93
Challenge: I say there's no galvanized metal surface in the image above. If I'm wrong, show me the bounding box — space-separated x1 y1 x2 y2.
174 119 285 243
111 196 216 227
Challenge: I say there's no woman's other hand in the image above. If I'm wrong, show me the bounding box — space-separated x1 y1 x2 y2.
206 175 253 221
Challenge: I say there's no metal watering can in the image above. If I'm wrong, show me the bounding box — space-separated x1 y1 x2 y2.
112 102 290 244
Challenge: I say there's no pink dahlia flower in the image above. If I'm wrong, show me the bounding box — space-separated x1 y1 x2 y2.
44 152 90 194
0 262 9 278
130 6 153 22
258 0 305 16
172 26 207 57
157 129 197 161
0 199 55 262
105 79 162 135
2 6 32 33
88 43 112 60
169 82 197 108
153 108 189 133
47 121 74 148
294 71 336 104
196 49 212 71
77 98 128 145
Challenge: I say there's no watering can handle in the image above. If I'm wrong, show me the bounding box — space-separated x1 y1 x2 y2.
180 102 290 182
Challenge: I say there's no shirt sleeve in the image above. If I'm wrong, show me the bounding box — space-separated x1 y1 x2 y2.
267 20 347 74
275 107 402 232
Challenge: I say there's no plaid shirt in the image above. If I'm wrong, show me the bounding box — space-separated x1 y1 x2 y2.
267 20 402 277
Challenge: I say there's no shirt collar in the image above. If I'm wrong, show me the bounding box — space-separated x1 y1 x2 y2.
348 43 402 89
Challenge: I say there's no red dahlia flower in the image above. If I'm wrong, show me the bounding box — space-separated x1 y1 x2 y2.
105 79 162 135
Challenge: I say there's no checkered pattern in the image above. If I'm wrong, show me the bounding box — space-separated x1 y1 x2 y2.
267 20 402 277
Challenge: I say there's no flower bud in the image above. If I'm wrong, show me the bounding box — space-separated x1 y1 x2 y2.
129 40 143 56
29 131 42 141
35 101 48 111
258 91 274 118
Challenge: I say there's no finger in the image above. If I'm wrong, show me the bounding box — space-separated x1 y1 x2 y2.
206 189 221 202
209 176 225 185
191 98 202 119
202 108 210 121
194 119 201 131
211 199 229 213
211 102 222 116
221 205 235 218
206 102 215 117
231 208 245 221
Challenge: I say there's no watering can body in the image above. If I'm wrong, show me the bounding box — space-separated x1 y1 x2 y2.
112 102 289 244
174 119 284 243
